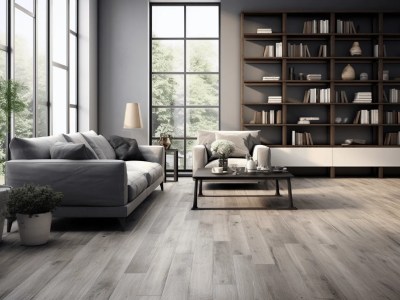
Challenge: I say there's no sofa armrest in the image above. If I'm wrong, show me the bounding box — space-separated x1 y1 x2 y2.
252 145 271 168
139 145 165 167
5 159 128 207
192 145 208 174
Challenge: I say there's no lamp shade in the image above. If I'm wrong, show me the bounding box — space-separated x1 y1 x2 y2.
124 103 143 129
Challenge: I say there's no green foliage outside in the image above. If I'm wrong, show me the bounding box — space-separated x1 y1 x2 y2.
0 78 28 172
152 38 219 169
7 184 63 216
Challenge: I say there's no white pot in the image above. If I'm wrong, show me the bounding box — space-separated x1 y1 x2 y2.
16 212 52 246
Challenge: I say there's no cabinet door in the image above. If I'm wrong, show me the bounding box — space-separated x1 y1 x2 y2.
271 147 332 166
333 148 400 166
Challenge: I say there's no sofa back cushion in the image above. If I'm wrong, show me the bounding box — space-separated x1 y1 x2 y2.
197 130 260 158
9 134 67 159
62 131 99 159
50 142 98 159
81 133 116 159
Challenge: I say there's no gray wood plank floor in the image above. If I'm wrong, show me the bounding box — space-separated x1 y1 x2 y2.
1 177 400 300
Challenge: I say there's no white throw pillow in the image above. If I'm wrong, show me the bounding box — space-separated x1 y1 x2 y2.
215 132 256 158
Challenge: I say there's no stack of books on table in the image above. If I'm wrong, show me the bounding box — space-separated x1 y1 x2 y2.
257 28 272 34
267 96 282 103
353 92 372 103
262 76 280 81
306 74 322 80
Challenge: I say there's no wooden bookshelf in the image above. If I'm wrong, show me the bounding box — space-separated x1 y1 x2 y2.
241 11 400 177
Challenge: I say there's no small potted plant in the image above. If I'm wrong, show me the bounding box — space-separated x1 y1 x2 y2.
210 139 235 171
7 184 63 246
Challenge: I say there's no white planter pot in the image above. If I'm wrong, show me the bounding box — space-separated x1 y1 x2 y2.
16 212 52 246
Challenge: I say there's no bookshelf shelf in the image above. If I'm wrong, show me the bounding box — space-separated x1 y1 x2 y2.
241 11 400 177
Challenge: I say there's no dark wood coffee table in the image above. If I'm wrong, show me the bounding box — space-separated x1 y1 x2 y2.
192 168 296 210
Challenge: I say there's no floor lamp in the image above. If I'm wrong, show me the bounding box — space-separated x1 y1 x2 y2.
124 103 143 130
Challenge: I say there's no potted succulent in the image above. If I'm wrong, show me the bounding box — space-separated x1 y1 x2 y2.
7 184 63 246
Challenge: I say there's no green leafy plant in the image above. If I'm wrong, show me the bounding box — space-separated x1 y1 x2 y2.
155 123 174 138
0 78 28 170
7 184 63 217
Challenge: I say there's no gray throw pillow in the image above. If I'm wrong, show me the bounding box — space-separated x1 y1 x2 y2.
81 133 116 159
62 131 99 159
50 142 98 159
108 135 145 161
9 134 67 159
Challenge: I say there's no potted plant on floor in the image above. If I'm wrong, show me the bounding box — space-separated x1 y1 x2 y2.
7 184 63 246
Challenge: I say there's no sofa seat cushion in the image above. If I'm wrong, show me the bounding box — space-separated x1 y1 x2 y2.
127 171 148 202
10 134 67 159
125 161 164 186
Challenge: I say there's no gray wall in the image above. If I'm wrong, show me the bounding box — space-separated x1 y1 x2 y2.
98 0 400 143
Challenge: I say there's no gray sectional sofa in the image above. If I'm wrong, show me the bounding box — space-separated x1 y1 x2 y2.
5 131 165 227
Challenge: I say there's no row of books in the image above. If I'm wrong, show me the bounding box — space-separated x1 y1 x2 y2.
388 89 400 103
268 96 282 103
353 92 372 103
303 88 331 103
302 20 329 34
353 109 379 124
384 111 400 124
263 43 283 57
384 132 400 145
336 20 357 34
251 110 282 124
287 43 311 57
336 90 349 103
291 131 314 145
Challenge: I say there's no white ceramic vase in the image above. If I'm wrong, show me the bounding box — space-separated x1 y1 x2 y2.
341 64 356 80
350 41 362 56
17 212 52 246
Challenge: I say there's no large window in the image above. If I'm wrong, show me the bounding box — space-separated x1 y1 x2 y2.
51 0 78 134
151 4 220 171
0 0 78 173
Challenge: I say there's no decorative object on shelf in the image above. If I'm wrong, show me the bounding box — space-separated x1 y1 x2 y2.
360 72 368 80
289 67 295 80
6 184 63 246
383 70 389 80
341 64 355 80
350 41 362 56
342 138 366 146
210 139 234 172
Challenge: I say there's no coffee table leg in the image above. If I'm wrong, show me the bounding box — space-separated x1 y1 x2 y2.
275 179 281 196
199 179 203 196
287 178 297 210
192 179 198 210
